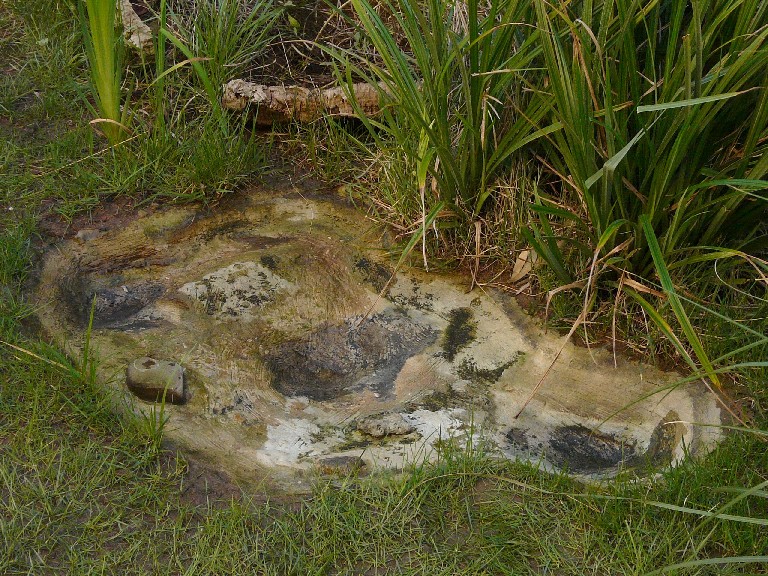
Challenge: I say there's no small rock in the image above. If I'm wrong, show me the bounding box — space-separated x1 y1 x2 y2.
317 456 366 475
75 228 102 242
119 0 154 54
357 412 415 438
126 357 185 404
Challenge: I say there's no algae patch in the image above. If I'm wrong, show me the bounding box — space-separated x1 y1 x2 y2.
441 308 476 361
354 256 393 293
457 354 522 383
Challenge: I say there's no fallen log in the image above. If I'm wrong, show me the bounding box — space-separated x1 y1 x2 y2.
221 78 386 125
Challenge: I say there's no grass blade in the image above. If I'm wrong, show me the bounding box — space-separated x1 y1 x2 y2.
640 217 722 390
637 90 754 113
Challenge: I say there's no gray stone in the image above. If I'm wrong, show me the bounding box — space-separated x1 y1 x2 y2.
179 261 293 319
118 0 154 54
126 357 185 404
357 412 416 438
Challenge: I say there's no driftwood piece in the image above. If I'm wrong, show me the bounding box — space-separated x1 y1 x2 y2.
119 0 154 55
221 79 386 125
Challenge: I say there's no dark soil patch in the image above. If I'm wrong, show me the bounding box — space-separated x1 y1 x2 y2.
176 454 247 508
38 195 147 241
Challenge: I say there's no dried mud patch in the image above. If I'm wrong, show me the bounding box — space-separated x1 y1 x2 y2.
31 185 725 492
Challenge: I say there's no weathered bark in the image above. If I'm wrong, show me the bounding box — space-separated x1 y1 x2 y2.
119 0 154 55
221 78 386 125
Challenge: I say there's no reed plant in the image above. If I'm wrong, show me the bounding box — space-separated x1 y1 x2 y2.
80 0 130 145
525 0 768 288
169 0 281 102
339 0 559 232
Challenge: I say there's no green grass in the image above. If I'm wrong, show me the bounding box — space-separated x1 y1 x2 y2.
0 0 272 222
80 0 130 145
167 0 281 99
338 0 767 324
2 0 768 574
334 0 768 408
333 0 556 232
2 166 767 575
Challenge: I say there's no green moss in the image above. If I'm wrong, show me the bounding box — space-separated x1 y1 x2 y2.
457 353 523 383
333 435 374 451
441 308 476 361
260 254 279 270
411 391 452 412
353 256 393 293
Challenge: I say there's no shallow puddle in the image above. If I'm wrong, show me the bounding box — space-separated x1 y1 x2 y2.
33 186 723 491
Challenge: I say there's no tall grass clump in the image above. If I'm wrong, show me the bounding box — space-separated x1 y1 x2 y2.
80 0 130 144
168 0 281 103
526 0 768 292
61 0 277 206
339 0 559 237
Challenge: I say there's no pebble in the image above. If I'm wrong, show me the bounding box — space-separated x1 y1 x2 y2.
356 412 415 438
126 357 186 404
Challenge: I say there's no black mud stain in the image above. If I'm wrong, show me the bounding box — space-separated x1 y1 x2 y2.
266 311 437 401
505 428 529 450
548 425 636 473
260 254 279 270
354 257 393 293
442 308 476 361
66 278 166 329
